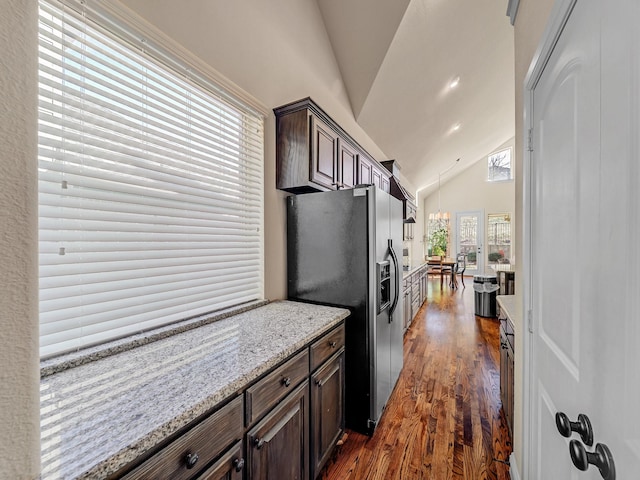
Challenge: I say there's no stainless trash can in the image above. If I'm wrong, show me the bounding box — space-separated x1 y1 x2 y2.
473 274 499 317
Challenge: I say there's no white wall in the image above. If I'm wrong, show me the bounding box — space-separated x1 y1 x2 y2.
422 138 516 262
0 1 40 477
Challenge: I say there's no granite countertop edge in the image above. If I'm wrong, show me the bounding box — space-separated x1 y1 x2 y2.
496 294 522 329
41 300 350 480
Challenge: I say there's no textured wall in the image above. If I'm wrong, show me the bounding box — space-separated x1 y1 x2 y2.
0 0 40 478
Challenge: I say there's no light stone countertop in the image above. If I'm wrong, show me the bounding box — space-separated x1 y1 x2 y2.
40 300 349 480
403 261 428 280
496 294 522 330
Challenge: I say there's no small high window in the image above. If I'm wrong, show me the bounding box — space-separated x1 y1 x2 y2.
487 148 513 182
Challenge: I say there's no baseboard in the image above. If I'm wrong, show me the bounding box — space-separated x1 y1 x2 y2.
509 453 521 480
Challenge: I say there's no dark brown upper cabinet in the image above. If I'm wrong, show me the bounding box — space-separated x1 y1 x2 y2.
274 98 390 194
358 155 373 185
337 140 357 189
310 116 339 190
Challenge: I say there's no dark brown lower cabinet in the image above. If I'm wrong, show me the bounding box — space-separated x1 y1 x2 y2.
310 351 345 479
247 381 309 480
112 322 345 480
195 441 244 480
499 316 514 435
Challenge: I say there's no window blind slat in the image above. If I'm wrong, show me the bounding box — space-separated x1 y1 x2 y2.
39 291 259 359
38 81 264 177
38 0 264 358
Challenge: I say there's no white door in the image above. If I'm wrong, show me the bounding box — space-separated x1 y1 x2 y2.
526 0 640 478
455 210 484 274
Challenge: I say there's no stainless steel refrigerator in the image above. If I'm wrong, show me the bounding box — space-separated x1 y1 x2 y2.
287 186 404 435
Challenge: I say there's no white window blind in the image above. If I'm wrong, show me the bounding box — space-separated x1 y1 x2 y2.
38 0 264 358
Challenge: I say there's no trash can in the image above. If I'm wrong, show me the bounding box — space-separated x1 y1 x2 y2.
473 274 499 317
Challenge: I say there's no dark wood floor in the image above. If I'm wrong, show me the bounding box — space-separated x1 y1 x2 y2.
320 277 512 480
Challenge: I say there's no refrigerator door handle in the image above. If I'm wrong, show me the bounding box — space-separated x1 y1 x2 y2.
388 239 400 320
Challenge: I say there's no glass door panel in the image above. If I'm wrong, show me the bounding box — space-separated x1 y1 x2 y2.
455 211 484 274
487 213 512 266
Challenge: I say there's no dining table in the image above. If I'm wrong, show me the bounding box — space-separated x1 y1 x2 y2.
427 257 458 289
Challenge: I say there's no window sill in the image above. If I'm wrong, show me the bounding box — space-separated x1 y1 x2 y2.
40 300 268 378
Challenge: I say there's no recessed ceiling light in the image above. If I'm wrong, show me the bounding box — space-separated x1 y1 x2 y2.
452 123 461 131
449 76 460 89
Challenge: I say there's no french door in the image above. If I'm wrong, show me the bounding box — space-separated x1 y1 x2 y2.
454 210 484 275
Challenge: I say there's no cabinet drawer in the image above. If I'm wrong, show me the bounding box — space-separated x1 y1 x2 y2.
310 324 345 371
194 440 244 480
120 395 243 480
245 349 309 425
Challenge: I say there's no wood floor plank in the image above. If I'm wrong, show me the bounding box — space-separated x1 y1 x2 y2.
320 278 512 480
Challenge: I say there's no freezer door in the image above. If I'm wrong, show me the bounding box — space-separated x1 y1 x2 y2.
287 187 373 434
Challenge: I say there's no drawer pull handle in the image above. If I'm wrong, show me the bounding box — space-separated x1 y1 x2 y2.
233 457 245 472
184 452 199 469
282 377 291 387
254 437 265 450
329 341 337 348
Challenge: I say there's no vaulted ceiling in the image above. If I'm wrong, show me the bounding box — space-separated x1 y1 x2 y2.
317 0 515 197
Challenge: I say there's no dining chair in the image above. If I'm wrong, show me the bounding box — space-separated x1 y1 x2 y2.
427 256 447 289
454 253 467 287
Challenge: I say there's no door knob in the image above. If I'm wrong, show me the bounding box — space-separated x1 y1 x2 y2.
556 412 593 445
569 440 615 480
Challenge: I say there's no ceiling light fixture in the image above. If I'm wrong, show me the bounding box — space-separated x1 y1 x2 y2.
452 123 461 131
449 76 460 89
428 158 461 226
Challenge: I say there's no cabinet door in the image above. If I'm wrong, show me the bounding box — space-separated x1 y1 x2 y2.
380 175 390 193
358 156 373 185
337 140 357 189
310 116 338 190
506 344 514 434
499 326 507 415
371 168 382 190
247 381 309 480
195 442 244 480
403 288 410 330
310 352 345 479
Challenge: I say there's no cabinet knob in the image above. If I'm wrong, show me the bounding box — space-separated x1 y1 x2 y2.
184 452 199 469
282 377 291 387
233 457 245 472
329 341 337 348
254 437 265 450
314 378 322 386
